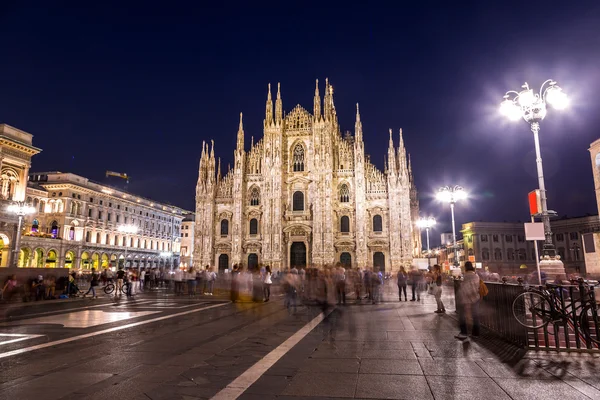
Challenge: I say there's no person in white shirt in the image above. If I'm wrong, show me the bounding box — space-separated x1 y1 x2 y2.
139 269 146 291
263 265 273 302
174 268 183 295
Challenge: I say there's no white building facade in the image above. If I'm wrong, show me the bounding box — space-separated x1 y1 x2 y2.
180 213 195 269
194 80 420 272
18 172 187 270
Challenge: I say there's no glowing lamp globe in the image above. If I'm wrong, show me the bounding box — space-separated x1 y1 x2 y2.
500 99 522 121
518 89 535 107
546 86 568 110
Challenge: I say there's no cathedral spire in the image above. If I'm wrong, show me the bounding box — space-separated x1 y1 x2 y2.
217 157 221 182
323 78 331 119
265 83 273 126
408 153 414 182
355 103 363 142
236 112 244 151
210 139 215 160
200 140 206 168
388 128 397 175
313 79 321 119
397 128 408 177
275 82 282 124
251 135 254 148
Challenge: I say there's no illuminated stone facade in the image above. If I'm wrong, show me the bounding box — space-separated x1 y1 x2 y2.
19 172 187 270
0 124 42 267
194 80 419 272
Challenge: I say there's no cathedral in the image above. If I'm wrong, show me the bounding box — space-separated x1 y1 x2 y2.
194 79 421 272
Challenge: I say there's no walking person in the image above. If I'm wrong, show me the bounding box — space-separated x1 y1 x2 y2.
263 265 272 301
139 269 145 292
187 267 197 296
231 264 240 302
409 266 423 301
83 268 99 299
206 267 216 295
456 261 481 340
397 267 408 301
432 265 446 313
334 264 346 305
115 267 125 298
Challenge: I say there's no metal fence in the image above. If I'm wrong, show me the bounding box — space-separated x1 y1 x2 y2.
454 278 600 352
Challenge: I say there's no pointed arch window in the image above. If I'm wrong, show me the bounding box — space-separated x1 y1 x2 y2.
340 216 350 233
249 218 258 235
220 219 229 236
372 215 383 232
293 191 304 211
339 184 350 203
250 187 260 206
293 143 305 172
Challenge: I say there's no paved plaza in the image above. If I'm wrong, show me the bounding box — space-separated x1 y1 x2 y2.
0 290 599 399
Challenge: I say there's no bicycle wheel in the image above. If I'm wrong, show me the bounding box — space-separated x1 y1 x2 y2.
121 283 130 295
512 291 553 329
579 304 600 344
104 284 114 295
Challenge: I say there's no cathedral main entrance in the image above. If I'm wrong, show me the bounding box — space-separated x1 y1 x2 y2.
248 253 258 271
373 252 385 271
290 242 306 269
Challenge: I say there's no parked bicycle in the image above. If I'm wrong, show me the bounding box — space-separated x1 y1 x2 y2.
512 279 600 344
103 281 131 295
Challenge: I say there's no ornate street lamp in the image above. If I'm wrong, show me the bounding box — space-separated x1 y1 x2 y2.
118 224 138 270
416 217 436 266
437 186 467 267
500 80 568 259
7 202 36 268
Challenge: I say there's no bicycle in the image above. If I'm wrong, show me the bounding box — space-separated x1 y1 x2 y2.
103 280 131 295
512 280 600 344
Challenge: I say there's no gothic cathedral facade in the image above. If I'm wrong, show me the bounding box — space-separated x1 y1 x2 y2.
194 80 421 272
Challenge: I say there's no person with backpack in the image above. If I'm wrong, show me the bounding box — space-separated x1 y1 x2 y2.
456 261 483 340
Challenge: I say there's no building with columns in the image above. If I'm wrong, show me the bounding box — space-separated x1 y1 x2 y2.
583 139 600 274
194 80 420 272
180 213 195 269
0 124 42 267
16 171 188 270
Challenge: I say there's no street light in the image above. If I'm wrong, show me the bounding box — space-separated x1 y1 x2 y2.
500 80 568 258
416 217 436 266
7 202 36 268
118 224 138 270
437 186 467 267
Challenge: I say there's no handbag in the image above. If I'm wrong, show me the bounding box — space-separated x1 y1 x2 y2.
479 279 489 298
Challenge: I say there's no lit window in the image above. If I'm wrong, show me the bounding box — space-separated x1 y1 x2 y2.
339 184 350 203
292 143 305 172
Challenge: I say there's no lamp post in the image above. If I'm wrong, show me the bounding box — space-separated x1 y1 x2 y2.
117 224 138 271
7 202 36 268
417 217 436 266
437 186 467 267
500 80 568 259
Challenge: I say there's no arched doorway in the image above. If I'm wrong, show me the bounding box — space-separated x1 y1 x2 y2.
218 254 229 272
248 253 258 271
19 248 31 267
290 242 307 269
373 252 385 272
65 251 75 268
340 252 352 268
101 253 109 268
33 248 44 268
47 250 57 268
81 252 90 269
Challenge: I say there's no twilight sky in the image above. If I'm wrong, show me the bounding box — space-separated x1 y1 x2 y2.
1 1 600 246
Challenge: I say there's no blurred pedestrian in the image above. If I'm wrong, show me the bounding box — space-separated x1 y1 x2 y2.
397 267 408 301
456 261 481 340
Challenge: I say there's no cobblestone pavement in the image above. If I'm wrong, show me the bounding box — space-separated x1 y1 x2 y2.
0 288 599 399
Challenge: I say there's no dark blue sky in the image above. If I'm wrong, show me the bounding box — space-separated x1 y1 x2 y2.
1 1 600 245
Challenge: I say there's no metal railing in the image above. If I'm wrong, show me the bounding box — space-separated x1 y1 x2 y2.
454 277 600 352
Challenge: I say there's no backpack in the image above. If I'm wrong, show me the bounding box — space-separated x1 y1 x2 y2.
479 279 489 298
